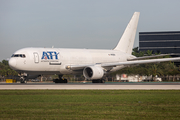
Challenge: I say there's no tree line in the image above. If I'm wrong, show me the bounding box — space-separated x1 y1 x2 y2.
0 60 18 77
112 47 180 80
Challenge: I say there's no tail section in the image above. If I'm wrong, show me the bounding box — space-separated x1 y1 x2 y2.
114 12 140 54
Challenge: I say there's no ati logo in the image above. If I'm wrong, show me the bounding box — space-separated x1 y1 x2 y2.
41 51 59 60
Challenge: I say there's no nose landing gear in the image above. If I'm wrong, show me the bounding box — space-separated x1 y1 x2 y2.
20 76 27 83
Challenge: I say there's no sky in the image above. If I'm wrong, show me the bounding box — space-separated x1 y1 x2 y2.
0 0 180 61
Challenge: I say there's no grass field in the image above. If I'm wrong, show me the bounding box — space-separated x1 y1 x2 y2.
0 90 180 120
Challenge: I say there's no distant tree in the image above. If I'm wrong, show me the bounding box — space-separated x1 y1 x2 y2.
163 62 180 81
132 47 139 53
132 47 145 57
155 52 161 55
149 64 164 79
2 60 8 66
113 48 180 81
138 51 145 57
132 47 138 57
146 50 153 56
0 60 18 77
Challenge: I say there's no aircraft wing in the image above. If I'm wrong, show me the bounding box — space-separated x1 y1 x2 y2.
67 57 180 70
102 57 180 67
128 53 180 61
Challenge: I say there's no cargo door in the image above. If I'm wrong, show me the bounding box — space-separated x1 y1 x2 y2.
34 52 39 63
49 51 61 65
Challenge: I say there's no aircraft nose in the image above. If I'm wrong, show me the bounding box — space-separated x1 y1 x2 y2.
9 58 17 70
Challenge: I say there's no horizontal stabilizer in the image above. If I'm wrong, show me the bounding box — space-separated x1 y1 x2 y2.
127 54 170 61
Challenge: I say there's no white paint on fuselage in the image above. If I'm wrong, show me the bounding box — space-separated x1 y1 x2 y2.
9 47 130 75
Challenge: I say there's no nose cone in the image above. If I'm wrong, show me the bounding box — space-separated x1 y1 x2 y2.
9 58 17 70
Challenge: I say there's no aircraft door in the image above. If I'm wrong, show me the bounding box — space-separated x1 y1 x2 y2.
34 52 39 63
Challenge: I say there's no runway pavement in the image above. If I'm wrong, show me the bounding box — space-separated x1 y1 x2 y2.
0 82 180 90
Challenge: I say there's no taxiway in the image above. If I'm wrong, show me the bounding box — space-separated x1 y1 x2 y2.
0 82 180 90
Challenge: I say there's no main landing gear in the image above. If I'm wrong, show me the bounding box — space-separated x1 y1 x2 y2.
53 75 68 83
92 79 105 83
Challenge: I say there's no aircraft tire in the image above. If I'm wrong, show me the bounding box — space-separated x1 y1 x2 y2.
54 79 68 83
62 79 68 83
20 81 25 83
101 79 105 83
92 79 105 83
92 80 97 83
20 78 26 83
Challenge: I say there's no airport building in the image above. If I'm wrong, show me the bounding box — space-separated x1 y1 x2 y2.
139 31 180 55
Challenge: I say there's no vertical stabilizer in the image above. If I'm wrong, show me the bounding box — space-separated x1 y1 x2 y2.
114 12 140 54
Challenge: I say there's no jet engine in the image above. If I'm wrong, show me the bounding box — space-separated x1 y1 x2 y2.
83 66 104 80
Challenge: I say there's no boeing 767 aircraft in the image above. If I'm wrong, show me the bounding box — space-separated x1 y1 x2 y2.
8 12 180 83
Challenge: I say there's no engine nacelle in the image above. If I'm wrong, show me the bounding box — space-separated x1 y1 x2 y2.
83 66 104 80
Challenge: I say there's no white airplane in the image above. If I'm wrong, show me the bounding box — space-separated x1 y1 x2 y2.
8 12 180 83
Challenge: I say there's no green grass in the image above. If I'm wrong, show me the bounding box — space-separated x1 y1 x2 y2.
0 90 180 120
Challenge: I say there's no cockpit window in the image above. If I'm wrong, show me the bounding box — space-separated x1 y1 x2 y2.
11 54 26 58
22 54 26 58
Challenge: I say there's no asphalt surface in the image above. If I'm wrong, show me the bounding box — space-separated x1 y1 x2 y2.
1 82 180 85
0 82 180 90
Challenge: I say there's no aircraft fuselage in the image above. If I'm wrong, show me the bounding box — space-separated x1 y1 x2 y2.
9 47 131 75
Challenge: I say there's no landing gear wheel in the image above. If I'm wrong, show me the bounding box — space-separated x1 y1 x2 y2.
20 78 26 83
54 75 68 83
92 79 105 83
20 80 27 83
20 81 25 83
61 79 67 83
101 79 105 83
54 79 68 83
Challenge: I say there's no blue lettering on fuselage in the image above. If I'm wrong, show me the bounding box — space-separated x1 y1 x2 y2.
41 51 59 60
